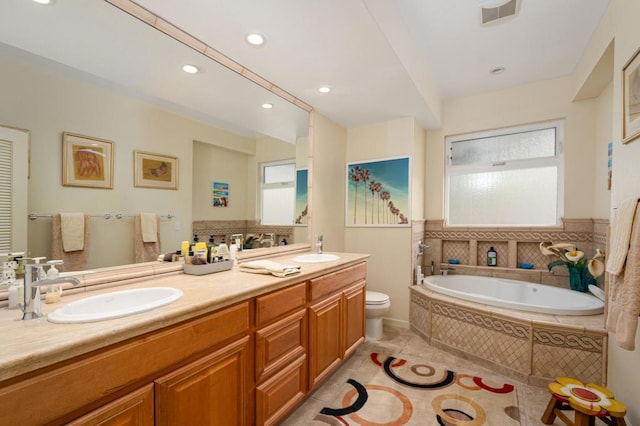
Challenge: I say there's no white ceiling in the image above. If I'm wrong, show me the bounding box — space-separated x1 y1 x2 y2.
134 0 611 129
1 0 611 136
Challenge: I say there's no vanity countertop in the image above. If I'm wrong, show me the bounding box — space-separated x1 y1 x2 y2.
0 251 369 383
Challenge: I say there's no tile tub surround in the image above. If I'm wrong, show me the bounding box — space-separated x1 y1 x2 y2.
0 251 367 383
409 285 607 387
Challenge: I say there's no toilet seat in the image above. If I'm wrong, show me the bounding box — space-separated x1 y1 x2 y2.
366 291 390 305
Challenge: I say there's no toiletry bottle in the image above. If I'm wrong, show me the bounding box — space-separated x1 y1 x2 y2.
207 235 217 261
181 241 190 259
8 282 20 309
217 238 230 260
487 246 497 267
45 261 62 303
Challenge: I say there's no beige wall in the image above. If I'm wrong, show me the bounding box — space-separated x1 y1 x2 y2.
2 54 253 269
594 82 613 219
426 76 602 221
344 117 425 325
574 1 640 422
311 113 347 252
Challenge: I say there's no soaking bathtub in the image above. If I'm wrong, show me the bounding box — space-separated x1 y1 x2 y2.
410 274 607 385
422 274 603 315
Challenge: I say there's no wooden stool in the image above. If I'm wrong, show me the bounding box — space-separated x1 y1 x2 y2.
541 377 627 426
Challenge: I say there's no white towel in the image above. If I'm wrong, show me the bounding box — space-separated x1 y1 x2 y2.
239 259 301 278
606 198 639 275
60 212 85 252
140 213 158 243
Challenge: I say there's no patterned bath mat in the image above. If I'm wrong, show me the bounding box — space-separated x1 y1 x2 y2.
314 352 520 425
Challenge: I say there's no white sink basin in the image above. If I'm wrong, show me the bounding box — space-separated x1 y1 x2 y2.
47 287 183 324
292 253 340 263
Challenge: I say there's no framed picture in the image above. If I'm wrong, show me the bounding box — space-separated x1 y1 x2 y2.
212 182 229 207
295 168 308 225
134 150 178 189
62 132 114 189
346 156 410 227
623 47 640 143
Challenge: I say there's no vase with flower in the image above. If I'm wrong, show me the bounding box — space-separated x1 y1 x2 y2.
539 242 605 292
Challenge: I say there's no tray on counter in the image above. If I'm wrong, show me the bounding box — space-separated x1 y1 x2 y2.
183 259 234 275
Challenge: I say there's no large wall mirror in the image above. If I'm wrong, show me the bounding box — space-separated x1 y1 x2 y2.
0 0 310 271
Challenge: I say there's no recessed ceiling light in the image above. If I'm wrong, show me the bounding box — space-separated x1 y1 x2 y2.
182 64 199 74
246 33 266 46
261 103 273 109
318 86 332 94
489 66 505 75
32 0 54 4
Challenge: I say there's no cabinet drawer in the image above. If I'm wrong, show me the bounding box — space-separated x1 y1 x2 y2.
67 384 154 426
256 355 306 426
256 282 306 326
310 262 366 301
256 309 306 383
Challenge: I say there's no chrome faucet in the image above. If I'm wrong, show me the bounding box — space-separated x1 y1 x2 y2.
441 267 455 276
20 263 80 320
316 235 324 254
417 241 430 256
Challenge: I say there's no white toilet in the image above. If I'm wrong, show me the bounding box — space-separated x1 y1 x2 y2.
365 291 391 341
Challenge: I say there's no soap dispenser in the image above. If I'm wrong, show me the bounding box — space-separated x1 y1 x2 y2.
45 260 63 304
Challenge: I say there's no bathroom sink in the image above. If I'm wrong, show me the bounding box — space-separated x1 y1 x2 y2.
292 253 340 263
47 287 183 324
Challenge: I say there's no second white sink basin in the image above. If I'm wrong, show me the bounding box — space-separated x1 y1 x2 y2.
48 287 183 324
292 253 340 263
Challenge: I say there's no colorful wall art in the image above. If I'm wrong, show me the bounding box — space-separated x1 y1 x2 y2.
346 156 410 226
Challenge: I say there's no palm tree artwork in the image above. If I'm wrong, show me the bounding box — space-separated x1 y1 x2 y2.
346 157 409 226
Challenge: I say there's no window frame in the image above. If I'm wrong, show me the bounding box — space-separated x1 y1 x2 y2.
259 159 296 225
444 119 565 227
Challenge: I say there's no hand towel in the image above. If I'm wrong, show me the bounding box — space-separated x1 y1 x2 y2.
60 212 85 252
607 200 640 350
606 198 639 275
134 214 161 263
239 259 301 278
140 212 158 243
51 214 90 272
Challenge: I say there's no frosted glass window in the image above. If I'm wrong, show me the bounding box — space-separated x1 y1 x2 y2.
262 188 294 225
446 120 563 226
264 163 294 184
451 128 556 165
260 161 295 225
449 167 558 225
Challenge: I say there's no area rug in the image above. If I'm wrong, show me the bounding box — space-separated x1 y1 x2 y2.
314 352 520 425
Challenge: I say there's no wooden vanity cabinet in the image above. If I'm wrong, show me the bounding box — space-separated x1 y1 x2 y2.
255 283 307 426
66 384 154 426
308 263 366 390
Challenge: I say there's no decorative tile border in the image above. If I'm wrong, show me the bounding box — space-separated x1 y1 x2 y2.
425 229 594 242
431 302 529 339
533 329 604 353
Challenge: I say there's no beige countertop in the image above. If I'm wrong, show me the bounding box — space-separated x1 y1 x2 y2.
0 251 369 383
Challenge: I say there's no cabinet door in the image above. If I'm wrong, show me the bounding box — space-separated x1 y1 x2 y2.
67 384 154 426
343 281 366 359
256 309 306 383
308 293 342 389
155 336 250 426
256 355 306 426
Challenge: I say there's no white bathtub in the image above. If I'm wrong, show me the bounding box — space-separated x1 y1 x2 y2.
422 274 603 315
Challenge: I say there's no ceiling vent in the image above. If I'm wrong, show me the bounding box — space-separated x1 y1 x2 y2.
480 0 519 26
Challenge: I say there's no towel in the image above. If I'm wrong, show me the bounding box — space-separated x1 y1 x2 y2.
607 199 640 350
140 212 158 243
60 212 85 252
239 259 301 278
606 198 639 275
51 214 90 272
134 214 161 263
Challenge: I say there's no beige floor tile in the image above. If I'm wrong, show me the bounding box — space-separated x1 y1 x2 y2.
284 326 561 425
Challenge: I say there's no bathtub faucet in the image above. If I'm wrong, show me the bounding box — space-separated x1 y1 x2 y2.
316 235 324 254
441 267 455 276
417 241 430 256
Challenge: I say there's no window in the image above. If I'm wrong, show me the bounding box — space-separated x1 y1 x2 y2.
445 120 564 226
260 160 295 225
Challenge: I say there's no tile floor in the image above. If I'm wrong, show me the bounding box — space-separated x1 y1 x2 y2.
282 326 573 425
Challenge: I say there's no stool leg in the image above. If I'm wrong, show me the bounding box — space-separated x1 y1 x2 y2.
542 397 562 424
573 411 595 426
